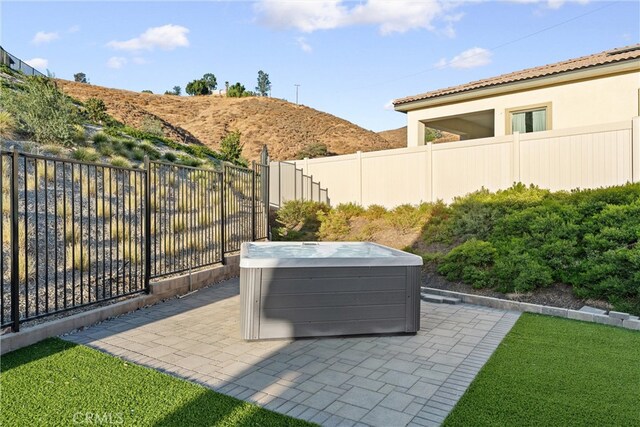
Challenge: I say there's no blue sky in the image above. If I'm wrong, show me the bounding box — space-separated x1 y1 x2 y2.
2 1 638 132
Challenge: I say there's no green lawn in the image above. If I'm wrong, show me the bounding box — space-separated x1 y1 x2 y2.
0 338 313 427
444 314 640 427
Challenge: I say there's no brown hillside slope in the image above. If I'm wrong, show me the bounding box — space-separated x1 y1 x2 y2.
377 126 460 147
56 79 396 161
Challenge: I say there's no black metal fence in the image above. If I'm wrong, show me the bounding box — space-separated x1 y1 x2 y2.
1 46 46 77
1 149 269 331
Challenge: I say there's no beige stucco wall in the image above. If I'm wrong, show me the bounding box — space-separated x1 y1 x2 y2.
406 70 640 147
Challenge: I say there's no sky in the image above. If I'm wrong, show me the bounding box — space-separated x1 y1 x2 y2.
1 1 639 132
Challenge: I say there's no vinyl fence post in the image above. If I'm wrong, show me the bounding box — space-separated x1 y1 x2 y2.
143 156 151 294
220 167 226 265
251 161 257 241
265 163 271 240
10 147 20 332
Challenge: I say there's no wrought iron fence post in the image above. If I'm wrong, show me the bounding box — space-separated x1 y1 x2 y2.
251 161 256 241
143 157 151 294
10 148 20 332
220 167 226 265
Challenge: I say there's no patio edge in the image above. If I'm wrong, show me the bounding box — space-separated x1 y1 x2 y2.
0 255 240 355
423 287 640 331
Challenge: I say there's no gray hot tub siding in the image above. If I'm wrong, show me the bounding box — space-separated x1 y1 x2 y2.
240 265 421 340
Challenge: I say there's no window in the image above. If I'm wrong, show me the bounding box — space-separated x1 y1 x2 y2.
505 103 552 135
511 108 546 133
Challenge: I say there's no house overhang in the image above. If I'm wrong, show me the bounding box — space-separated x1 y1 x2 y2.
394 60 640 113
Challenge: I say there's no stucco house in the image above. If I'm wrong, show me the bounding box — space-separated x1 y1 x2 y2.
394 45 640 147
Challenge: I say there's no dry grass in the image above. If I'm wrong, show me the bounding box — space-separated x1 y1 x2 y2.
64 217 80 245
55 79 399 162
121 242 139 263
96 201 111 218
66 242 91 272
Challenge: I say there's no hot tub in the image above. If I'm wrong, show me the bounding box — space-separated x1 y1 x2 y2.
239 242 423 340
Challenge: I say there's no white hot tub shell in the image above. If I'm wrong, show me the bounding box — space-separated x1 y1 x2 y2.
239 242 423 340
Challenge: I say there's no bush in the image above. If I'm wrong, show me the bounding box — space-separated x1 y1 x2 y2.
84 98 108 124
438 239 497 289
274 200 330 241
130 147 145 161
163 152 177 162
92 132 108 144
219 131 243 164
296 142 333 159
0 77 80 145
110 156 132 168
71 147 100 162
0 111 17 139
139 117 163 137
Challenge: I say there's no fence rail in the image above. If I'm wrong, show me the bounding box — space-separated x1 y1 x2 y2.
1 46 46 77
1 149 269 331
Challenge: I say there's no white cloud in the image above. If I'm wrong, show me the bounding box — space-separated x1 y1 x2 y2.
24 58 48 69
437 47 492 69
383 100 395 111
32 31 59 44
107 24 190 51
132 57 148 65
68 25 80 33
107 56 127 69
255 0 450 35
508 0 589 8
296 37 312 53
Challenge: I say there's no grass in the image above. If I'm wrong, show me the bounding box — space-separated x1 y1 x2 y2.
0 338 312 427
443 314 640 427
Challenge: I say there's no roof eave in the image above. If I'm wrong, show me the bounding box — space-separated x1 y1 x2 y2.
393 58 640 113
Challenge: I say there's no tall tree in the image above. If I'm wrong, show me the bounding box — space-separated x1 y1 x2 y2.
202 73 217 92
172 85 181 96
73 72 87 83
256 70 271 96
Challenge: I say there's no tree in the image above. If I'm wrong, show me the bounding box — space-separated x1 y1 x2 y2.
226 82 246 98
84 98 108 124
141 90 153 94
74 72 87 83
164 86 181 95
219 131 243 164
185 79 210 96
202 73 217 92
256 70 271 96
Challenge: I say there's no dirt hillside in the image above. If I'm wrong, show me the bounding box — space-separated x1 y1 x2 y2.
378 126 460 146
56 79 397 162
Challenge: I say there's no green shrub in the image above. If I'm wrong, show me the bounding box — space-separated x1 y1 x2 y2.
335 203 365 219
296 142 333 159
72 124 86 144
92 132 109 144
96 141 114 157
139 142 161 160
131 147 145 161
274 200 330 241
387 203 433 232
438 239 497 289
71 147 100 162
0 111 17 139
163 152 177 162
0 76 80 145
84 98 108 124
139 117 163 137
364 204 388 220
110 156 132 168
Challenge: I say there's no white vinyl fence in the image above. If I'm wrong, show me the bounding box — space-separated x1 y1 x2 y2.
269 161 330 207
289 118 640 208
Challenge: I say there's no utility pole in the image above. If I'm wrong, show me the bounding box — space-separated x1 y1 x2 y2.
294 84 300 105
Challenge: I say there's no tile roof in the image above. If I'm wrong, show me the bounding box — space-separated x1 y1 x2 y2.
394 44 640 107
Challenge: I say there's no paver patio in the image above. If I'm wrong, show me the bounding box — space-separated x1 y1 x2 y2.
64 278 520 427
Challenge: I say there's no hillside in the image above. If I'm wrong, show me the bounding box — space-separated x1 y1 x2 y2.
378 126 460 147
56 80 397 162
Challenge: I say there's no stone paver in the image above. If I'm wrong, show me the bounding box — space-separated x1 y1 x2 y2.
64 278 520 426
